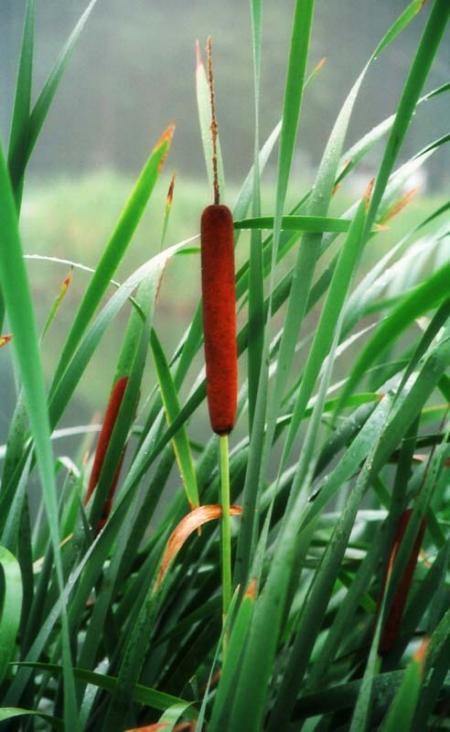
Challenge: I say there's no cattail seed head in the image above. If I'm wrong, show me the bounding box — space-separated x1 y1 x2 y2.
201 204 237 435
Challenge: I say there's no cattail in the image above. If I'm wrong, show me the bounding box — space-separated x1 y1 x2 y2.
379 509 427 655
201 204 237 434
200 38 237 435
84 375 128 529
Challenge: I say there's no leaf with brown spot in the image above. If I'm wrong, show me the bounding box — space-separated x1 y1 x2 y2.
0 334 12 348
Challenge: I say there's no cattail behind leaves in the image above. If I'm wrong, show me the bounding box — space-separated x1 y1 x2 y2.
379 509 427 655
85 375 129 530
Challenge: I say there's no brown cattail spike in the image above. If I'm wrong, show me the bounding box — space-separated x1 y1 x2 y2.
84 376 129 508
206 37 220 205
379 509 427 655
201 204 237 434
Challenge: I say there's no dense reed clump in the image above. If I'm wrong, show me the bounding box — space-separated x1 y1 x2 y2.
0 1 449 731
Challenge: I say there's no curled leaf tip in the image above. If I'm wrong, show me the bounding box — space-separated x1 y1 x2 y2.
0 334 12 348
157 503 242 588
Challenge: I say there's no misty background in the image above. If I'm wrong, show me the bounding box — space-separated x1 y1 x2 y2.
1 1 449 183
0 0 449 449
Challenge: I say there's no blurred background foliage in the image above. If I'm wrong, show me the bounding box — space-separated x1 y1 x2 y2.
0 0 448 444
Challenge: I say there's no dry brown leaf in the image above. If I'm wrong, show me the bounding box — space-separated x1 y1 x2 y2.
157 504 242 588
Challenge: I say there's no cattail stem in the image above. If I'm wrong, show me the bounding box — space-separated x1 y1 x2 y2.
219 434 232 628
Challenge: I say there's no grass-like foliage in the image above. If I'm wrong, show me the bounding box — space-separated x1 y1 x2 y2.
0 0 450 730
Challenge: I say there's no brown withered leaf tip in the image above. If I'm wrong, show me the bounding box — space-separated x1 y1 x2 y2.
166 172 176 208
0 334 12 348
62 268 74 292
245 577 258 600
364 177 375 209
379 188 418 225
154 123 176 173
314 56 327 74
156 503 242 588
414 636 430 669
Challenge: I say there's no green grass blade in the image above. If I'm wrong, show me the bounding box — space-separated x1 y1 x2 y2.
49 241 187 430
0 708 63 730
349 595 385 732
235 214 354 232
380 645 426 732
229 401 391 731
247 0 263 429
267 405 392 730
367 0 450 227
0 546 22 684
52 124 174 388
12 662 193 715
337 261 450 411
373 0 427 58
0 143 78 730
8 0 99 193
151 329 200 508
281 191 368 468
209 581 257 730
235 0 315 589
7 0 34 209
